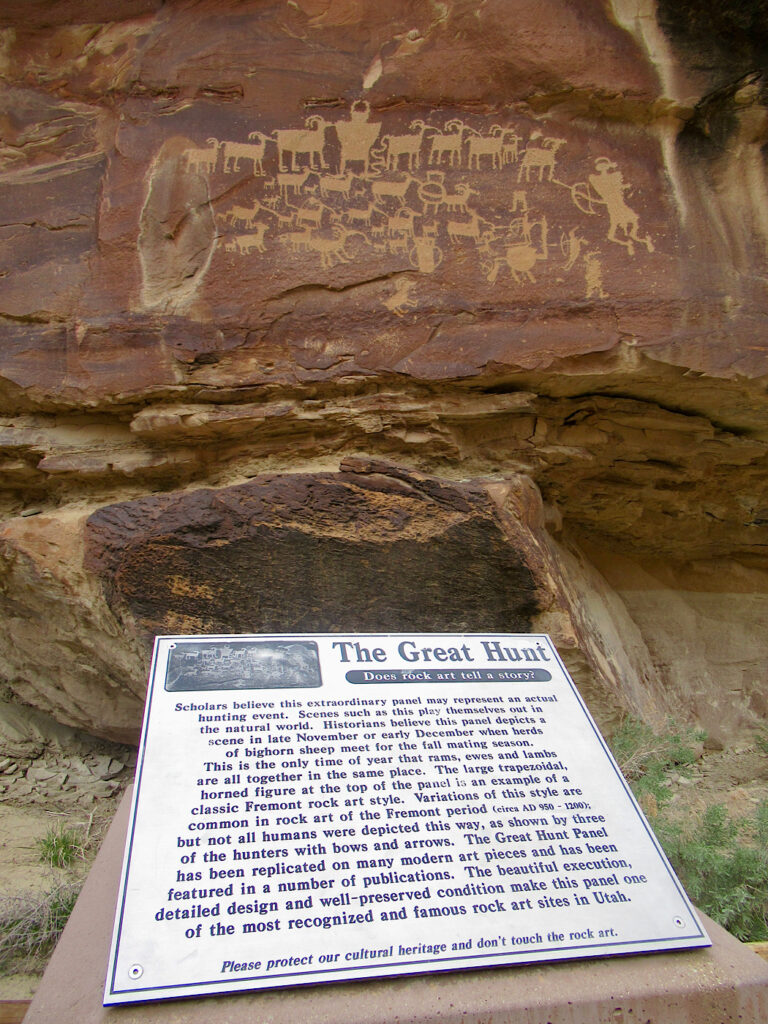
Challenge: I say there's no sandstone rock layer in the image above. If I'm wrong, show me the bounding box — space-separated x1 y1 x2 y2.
0 0 767 747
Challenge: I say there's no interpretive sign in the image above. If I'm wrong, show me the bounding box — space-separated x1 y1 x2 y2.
105 633 709 1005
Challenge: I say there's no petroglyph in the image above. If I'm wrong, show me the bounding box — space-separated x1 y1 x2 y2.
221 133 267 175
466 125 513 170
182 138 219 175
274 116 330 172
383 278 418 316
518 134 567 182
335 101 381 176
584 251 607 298
428 119 468 168
223 227 268 254
447 211 487 244
587 159 655 255
566 159 654 255
381 120 429 172
166 102 659 307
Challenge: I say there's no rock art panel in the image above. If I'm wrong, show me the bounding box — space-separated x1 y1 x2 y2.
153 100 664 313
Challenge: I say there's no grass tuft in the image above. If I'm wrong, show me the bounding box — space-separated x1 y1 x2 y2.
0 881 82 974
37 825 84 869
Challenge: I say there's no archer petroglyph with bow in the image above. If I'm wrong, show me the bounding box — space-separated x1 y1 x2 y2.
153 102 661 313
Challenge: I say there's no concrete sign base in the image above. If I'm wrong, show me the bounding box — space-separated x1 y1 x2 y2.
26 787 768 1024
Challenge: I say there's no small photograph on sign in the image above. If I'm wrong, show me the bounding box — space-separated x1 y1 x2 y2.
164 639 321 692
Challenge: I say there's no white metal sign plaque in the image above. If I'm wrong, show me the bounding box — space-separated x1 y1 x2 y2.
105 633 709 1005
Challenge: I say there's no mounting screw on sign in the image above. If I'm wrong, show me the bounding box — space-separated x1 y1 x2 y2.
673 917 686 929
128 965 144 979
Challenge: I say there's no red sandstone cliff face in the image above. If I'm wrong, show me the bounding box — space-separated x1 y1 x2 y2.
0 0 767 747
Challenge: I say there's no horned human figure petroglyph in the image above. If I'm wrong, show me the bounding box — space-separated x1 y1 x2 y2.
410 232 443 273
335 101 381 176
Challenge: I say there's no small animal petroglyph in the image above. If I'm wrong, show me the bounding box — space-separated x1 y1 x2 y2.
220 204 261 229
183 138 219 174
381 120 429 172
466 125 512 171
447 211 487 244
277 170 314 201
371 175 415 207
304 225 362 269
319 174 356 201
518 135 567 182
274 117 330 172
296 199 329 230
383 278 418 316
343 202 378 227
502 133 522 165
428 120 468 168
223 225 268 254
221 133 267 175
442 183 478 213
387 208 419 240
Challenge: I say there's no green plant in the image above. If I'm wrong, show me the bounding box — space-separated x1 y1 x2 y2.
609 717 768 942
610 716 703 809
37 825 83 869
655 803 768 942
0 881 82 974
